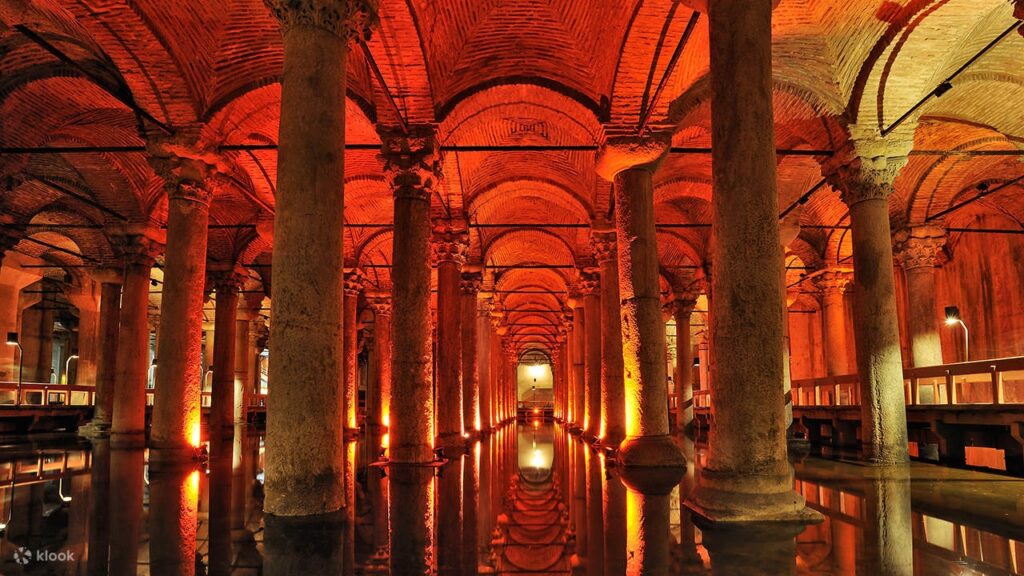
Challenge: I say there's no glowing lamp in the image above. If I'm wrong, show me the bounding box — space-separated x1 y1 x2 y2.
533 408 539 415
190 422 202 448
944 306 969 361
527 364 546 379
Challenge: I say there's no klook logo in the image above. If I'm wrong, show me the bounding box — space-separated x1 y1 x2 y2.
11 547 75 565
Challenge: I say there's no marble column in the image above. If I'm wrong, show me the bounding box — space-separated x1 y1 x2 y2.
816 271 853 377
478 300 494 431
263 0 373 515
569 296 585 432
232 301 259 424
149 465 201 576
210 269 244 438
672 294 698 434
389 466 435 575
827 142 910 464
592 231 626 445
382 128 441 464
343 269 364 434
110 232 162 448
595 136 683 471
150 151 215 463
66 281 100 385
433 228 469 448
83 270 122 435
108 448 146 576
893 227 946 367
366 294 392 432
859 474 913 576
462 271 482 433
579 270 602 439
688 0 814 521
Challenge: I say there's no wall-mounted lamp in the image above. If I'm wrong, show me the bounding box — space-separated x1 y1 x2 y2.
944 306 969 362
692 356 700 367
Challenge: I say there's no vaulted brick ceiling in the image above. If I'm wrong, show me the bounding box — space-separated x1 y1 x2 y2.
1 0 1022 355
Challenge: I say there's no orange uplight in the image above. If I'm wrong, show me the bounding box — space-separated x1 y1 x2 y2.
382 412 390 428
533 408 539 415
190 421 201 448
533 419 539 427
187 469 200 502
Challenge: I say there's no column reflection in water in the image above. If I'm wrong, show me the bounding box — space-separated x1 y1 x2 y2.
603 458 628 575
389 464 435 574
436 450 464 575
86 440 111 576
208 437 233 576
108 448 145 576
344 440 357 576
264 511 347 574
677 437 703 573
585 446 605 575
698 520 800 576
625 485 672 575
464 440 481 575
571 436 587 568
859 473 913 576
366 428 390 569
148 464 200 576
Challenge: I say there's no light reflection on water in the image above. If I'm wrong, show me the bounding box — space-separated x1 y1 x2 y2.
0 424 1019 574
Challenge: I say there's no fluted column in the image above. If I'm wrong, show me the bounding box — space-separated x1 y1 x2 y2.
110 232 163 448
816 271 853 377
578 270 602 439
383 128 441 464
149 144 217 463
462 271 482 433
263 0 375 515
210 268 245 438
672 293 698 434
893 227 946 367
827 141 910 464
595 134 683 471
343 269 364 434
366 294 392 432
690 0 813 521
433 228 469 448
592 231 625 445
83 269 122 435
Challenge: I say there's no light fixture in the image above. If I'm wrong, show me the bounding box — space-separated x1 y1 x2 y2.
944 306 969 361
64 354 79 386
933 81 953 97
692 356 700 367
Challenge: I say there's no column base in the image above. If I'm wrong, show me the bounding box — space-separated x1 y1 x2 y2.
149 442 201 468
343 428 361 441
617 435 687 494
435 433 467 452
687 467 823 524
109 430 146 449
78 421 111 439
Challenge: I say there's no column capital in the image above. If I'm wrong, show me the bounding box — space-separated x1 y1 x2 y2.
893 226 946 270
207 265 247 294
590 229 617 263
343 268 365 296
478 297 495 317
814 269 853 296
109 227 165 267
264 0 378 41
88 266 124 286
379 126 442 201
146 133 227 206
595 133 671 181
460 271 483 295
574 268 600 296
823 136 911 207
431 227 469 266
365 292 392 317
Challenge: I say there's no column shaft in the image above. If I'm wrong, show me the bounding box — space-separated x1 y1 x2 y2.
434 231 467 447
819 275 852 376
343 276 361 432
111 250 156 448
461 275 481 433
674 304 694 433
367 298 392 431
211 281 240 437
263 4 357 514
478 310 492 431
92 281 122 431
582 286 602 439
571 303 585 430
596 241 626 445
232 318 252 424
151 186 212 461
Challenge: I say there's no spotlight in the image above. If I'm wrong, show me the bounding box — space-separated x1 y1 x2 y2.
933 81 953 97
944 306 969 361
5 333 17 346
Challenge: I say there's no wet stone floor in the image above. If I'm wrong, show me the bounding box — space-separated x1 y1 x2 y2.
0 422 1021 574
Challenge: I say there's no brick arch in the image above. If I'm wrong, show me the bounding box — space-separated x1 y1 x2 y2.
483 228 578 269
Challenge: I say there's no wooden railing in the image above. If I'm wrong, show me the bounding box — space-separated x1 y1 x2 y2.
0 381 267 410
692 356 1024 410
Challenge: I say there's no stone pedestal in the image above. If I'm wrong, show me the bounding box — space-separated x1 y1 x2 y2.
262 0 373 516
383 128 440 464
433 228 469 448
894 227 946 367
150 155 215 463
110 233 162 449
688 0 814 522
828 143 910 465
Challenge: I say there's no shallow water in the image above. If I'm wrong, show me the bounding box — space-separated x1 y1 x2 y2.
0 422 1021 574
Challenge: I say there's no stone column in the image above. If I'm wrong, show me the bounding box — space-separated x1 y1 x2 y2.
149 147 216 463
578 270 602 439
366 294 392 432
592 231 626 445
478 299 494 431
893 227 946 367
816 271 853 377
595 135 683 471
0 258 39 383
461 272 482 433
672 294 698 434
210 268 245 438
83 270 122 435
233 298 260 424
569 296 585 432
263 0 374 516
382 128 441 464
66 281 100 385
110 232 162 448
827 141 910 464
343 268 364 434
433 228 469 448
689 0 812 521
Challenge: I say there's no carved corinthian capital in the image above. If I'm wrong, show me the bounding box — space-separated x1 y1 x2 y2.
893 226 946 270
823 133 911 208
264 0 378 40
379 127 442 201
